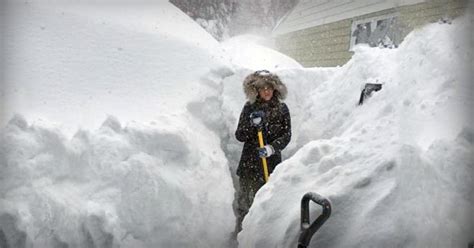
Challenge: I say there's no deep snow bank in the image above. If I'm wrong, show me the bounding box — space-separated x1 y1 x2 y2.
236 15 473 247
0 1 236 247
0 0 230 135
0 114 234 247
221 35 303 71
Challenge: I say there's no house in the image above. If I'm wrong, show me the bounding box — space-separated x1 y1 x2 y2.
272 0 468 67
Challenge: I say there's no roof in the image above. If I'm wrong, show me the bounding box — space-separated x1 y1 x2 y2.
272 0 426 36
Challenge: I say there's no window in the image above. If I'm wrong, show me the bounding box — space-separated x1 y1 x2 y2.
350 14 400 50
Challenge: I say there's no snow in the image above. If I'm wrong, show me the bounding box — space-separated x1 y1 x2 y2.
0 0 230 135
1 1 235 247
221 35 302 71
1 1 473 248
236 15 474 248
1 114 235 247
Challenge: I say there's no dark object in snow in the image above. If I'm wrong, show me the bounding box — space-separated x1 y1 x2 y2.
468 241 474 248
438 17 452 24
358 83 383 105
298 192 332 248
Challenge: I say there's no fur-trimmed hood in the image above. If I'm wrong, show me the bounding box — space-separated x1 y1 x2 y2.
243 70 287 103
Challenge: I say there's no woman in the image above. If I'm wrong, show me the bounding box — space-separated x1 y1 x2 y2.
235 70 291 230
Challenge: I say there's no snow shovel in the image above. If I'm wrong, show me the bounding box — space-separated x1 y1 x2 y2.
358 83 382 105
298 192 332 248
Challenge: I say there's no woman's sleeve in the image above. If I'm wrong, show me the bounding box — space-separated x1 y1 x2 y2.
270 103 291 152
235 103 254 142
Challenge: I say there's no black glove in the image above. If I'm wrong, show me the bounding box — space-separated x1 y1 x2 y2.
249 111 265 127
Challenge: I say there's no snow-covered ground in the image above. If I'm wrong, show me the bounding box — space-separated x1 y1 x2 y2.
1 0 473 248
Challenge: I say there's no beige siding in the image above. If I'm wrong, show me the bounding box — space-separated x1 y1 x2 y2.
275 0 468 67
276 19 353 67
273 0 426 35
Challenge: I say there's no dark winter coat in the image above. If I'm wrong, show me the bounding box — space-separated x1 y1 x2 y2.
235 98 291 178
235 71 291 179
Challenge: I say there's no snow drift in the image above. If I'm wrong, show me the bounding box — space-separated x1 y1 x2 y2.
0 114 234 247
235 14 474 248
0 0 230 134
221 35 302 71
0 1 235 247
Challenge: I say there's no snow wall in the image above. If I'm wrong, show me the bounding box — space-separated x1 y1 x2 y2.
0 1 236 247
231 14 474 248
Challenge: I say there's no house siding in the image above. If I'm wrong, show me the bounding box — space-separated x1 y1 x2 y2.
274 0 468 67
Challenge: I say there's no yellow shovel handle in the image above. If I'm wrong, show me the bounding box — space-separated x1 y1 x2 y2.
257 130 269 183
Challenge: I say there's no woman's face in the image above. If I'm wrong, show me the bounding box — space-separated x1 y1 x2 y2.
258 85 274 102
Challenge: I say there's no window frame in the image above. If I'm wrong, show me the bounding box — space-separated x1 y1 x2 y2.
349 12 399 51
